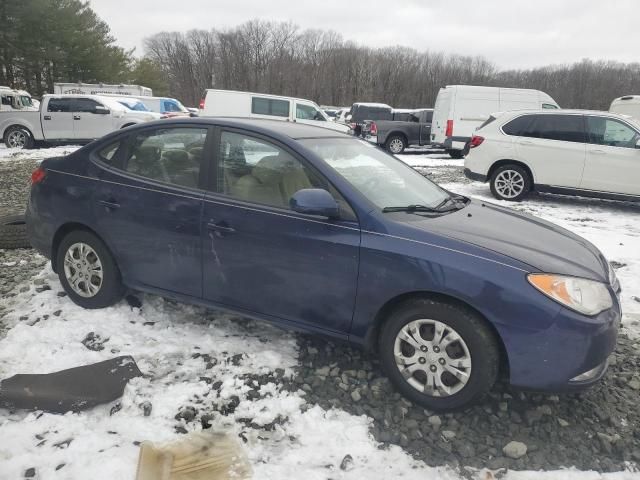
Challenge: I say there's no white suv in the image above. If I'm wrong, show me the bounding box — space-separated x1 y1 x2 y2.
464 110 640 202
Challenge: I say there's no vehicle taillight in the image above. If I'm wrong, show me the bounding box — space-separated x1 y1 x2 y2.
31 167 46 185
445 120 454 137
199 98 205 109
469 135 485 148
369 121 378 135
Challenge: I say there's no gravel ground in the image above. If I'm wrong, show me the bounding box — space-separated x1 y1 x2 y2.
1 151 639 475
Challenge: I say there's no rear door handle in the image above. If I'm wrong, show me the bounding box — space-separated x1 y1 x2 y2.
590 149 606 155
73 115 81 120
43 115 51 120
207 222 235 234
99 200 120 210
518 140 533 145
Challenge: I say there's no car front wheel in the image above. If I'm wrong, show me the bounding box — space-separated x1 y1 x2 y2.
56 230 125 309
490 164 531 201
379 298 499 411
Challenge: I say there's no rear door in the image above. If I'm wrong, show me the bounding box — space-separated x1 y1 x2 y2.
200 128 361 334
72 98 113 140
91 125 209 297
515 113 586 188
431 88 452 143
581 115 640 196
43 98 74 140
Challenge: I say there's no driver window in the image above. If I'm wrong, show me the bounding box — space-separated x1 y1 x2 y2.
586 117 639 149
218 131 355 219
73 98 102 113
296 103 325 121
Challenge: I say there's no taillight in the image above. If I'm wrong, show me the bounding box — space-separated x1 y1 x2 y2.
369 121 378 135
31 167 46 185
199 98 205 109
469 135 485 148
445 120 454 137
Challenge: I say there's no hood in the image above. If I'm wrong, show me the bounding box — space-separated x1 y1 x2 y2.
398 200 609 282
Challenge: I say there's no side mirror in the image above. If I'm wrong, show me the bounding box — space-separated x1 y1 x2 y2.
636 138 640 149
290 189 339 218
94 106 110 115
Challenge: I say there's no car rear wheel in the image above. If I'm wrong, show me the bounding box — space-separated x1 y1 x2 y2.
56 230 125 309
379 298 499 411
490 164 531 201
385 135 406 154
4 126 34 149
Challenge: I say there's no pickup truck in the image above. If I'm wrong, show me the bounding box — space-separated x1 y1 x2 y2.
365 108 433 154
0 94 159 149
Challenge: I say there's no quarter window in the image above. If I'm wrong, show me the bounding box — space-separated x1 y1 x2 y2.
47 98 73 112
218 131 355 219
124 127 207 188
521 114 586 143
98 142 121 165
251 97 290 117
586 117 639 148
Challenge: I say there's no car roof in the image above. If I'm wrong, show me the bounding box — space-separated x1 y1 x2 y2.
140 117 348 140
498 109 633 117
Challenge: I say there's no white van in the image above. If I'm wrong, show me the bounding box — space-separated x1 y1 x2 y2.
609 95 640 121
431 85 560 158
199 89 351 134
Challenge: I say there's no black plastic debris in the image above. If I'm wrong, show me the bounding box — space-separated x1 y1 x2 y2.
0 356 142 413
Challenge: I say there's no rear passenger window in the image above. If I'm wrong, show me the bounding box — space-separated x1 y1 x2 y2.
124 127 207 188
251 97 290 117
501 115 533 136
522 114 585 143
47 98 73 112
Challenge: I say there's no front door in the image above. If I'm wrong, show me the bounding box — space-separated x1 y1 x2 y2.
201 129 361 334
72 98 113 140
44 97 74 140
90 125 210 297
581 116 640 196
515 113 586 188
295 101 330 129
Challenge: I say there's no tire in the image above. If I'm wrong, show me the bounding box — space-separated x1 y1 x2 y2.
3 126 34 149
378 298 499 411
385 135 406 154
489 164 532 202
56 230 125 309
447 149 464 159
0 214 30 249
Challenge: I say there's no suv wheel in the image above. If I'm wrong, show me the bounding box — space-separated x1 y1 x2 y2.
386 135 406 154
4 126 34 149
56 230 125 309
490 164 531 201
379 298 499 411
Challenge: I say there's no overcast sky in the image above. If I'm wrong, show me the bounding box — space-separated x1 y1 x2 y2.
88 0 639 69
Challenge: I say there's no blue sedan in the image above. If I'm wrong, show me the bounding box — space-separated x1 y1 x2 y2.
26 118 621 410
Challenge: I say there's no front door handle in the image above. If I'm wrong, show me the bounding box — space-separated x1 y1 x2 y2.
99 199 120 210
207 222 235 234
43 115 51 120
73 115 81 120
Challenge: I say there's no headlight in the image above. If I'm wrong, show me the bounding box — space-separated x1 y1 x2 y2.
527 273 613 316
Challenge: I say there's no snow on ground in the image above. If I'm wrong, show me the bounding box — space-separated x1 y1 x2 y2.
0 144 81 163
1 147 639 479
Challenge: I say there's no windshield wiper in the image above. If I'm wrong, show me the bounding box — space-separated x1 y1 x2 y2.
382 204 441 213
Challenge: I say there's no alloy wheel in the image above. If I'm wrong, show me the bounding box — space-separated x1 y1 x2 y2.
63 242 104 298
394 319 472 397
494 169 525 199
389 138 404 154
7 130 27 149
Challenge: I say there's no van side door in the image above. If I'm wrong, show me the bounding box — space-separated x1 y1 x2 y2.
43 97 75 140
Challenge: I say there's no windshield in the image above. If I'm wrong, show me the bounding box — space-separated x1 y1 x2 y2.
300 138 451 210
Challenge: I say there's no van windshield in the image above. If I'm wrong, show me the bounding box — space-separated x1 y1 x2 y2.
301 138 453 210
